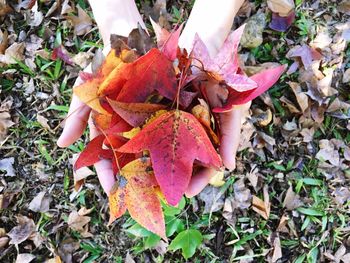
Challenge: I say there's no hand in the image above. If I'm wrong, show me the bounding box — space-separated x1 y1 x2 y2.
57 0 144 194
58 0 246 197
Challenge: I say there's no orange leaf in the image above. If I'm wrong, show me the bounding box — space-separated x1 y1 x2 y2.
107 99 167 127
74 49 137 114
109 158 166 239
99 48 177 103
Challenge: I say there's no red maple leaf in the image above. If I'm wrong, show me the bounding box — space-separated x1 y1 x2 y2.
151 19 183 61
192 24 257 92
213 65 287 112
118 110 222 206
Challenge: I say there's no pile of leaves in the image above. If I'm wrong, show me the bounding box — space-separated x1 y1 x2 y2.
73 22 285 239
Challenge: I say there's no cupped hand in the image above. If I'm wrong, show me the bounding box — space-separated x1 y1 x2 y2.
185 82 251 197
58 0 246 198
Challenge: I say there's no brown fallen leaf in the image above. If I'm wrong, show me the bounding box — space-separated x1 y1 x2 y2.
29 191 51 213
0 228 9 249
71 154 94 191
310 30 332 49
0 29 8 54
27 1 43 27
57 238 80 263
223 179 252 223
283 186 302 211
252 185 270 220
288 82 309 113
333 187 350 206
252 108 272 127
316 139 340 166
276 214 289 233
15 253 36 263
37 114 53 132
343 68 350 83
270 233 282 263
0 157 15 177
66 5 92 36
67 207 93 237
286 44 322 70
0 42 25 65
44 256 62 263
125 252 136 263
0 0 12 17
300 127 315 143
267 0 295 17
339 0 350 15
0 236 9 249
8 215 36 245
0 97 14 143
198 185 225 214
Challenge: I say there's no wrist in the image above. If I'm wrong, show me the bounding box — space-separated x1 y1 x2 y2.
179 0 244 56
89 0 145 45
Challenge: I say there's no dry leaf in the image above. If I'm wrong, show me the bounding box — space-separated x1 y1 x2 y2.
0 157 15 176
0 29 8 54
270 234 282 262
67 6 92 36
286 45 321 70
0 0 12 17
288 82 309 112
283 186 302 210
70 154 94 190
0 97 14 143
339 0 350 15
310 30 332 49
267 0 295 17
15 254 36 263
276 215 289 232
246 165 259 191
67 207 93 237
198 185 225 214
57 238 80 263
343 68 350 83
37 114 52 132
29 191 51 212
0 236 9 249
300 127 315 143
8 215 36 245
125 252 136 263
252 185 270 220
0 42 25 64
67 209 91 232
333 187 350 205
27 1 43 27
45 256 62 263
316 139 340 166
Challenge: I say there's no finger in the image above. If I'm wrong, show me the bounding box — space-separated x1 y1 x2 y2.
185 167 217 198
57 95 91 148
89 118 116 195
95 159 115 195
219 107 242 170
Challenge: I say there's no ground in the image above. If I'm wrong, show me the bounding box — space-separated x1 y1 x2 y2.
0 0 349 262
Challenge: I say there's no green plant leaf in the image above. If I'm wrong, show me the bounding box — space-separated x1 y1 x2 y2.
297 207 325 217
165 217 185 237
168 229 203 259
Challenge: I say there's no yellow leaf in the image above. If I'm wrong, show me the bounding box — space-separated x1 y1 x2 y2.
209 170 225 187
